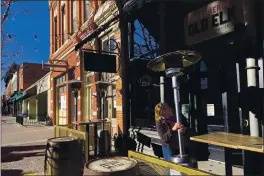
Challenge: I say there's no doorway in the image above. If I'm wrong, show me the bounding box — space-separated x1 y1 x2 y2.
186 40 242 162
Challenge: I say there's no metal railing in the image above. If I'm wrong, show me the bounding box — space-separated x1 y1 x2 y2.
16 114 52 126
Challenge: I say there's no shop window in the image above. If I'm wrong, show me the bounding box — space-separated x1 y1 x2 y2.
84 0 91 22
55 74 67 125
56 74 66 85
102 35 115 53
101 35 116 81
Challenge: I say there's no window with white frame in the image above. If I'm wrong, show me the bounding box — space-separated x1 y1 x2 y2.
84 0 91 22
72 0 77 33
102 35 115 53
101 35 116 82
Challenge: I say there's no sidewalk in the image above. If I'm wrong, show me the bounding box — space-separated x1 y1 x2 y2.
198 160 243 175
1 116 53 175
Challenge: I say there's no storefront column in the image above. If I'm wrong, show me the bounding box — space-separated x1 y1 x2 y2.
119 15 129 133
36 98 39 121
66 71 71 125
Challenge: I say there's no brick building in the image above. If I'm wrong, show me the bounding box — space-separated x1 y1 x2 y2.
5 63 49 116
4 81 12 115
18 63 49 91
5 81 12 101
48 0 122 134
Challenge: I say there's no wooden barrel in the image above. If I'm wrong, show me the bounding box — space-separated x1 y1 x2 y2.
85 157 138 176
44 137 84 176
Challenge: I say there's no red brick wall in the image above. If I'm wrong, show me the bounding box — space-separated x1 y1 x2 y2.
5 82 12 98
48 0 126 133
49 0 99 125
19 63 49 91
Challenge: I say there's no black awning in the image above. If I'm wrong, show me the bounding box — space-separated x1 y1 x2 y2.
24 86 37 99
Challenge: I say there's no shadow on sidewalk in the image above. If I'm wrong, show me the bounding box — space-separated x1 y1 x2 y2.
1 145 46 162
2 145 46 154
2 151 46 163
1 169 23 176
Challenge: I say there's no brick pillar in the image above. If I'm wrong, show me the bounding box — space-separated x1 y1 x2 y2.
116 79 123 134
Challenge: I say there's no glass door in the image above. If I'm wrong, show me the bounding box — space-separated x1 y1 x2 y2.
84 85 92 120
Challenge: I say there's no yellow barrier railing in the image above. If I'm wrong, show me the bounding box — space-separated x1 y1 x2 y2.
54 125 89 162
128 151 217 176
23 173 36 176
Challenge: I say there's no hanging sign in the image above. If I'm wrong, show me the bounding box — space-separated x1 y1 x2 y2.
207 104 215 116
184 0 237 45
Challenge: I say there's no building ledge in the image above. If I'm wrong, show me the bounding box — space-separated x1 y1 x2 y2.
94 1 118 27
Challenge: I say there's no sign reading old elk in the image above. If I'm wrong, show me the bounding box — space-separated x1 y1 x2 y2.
184 0 236 45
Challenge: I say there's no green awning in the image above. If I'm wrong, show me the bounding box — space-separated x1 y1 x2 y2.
10 96 16 102
11 91 26 102
15 91 26 101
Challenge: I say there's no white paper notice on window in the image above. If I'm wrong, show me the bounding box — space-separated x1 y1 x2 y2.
207 104 215 116
60 95 66 111
201 77 208 89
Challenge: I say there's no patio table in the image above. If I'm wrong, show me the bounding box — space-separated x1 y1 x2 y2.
190 132 264 176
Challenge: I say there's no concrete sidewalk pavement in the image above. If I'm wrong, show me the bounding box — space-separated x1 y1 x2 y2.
1 116 53 175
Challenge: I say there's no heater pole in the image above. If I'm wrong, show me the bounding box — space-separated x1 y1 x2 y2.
171 75 185 157
160 76 165 103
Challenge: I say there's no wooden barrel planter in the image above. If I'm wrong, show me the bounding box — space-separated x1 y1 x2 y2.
85 157 139 176
44 137 84 176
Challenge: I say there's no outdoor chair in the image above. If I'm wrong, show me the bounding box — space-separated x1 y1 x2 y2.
151 142 163 158
136 131 151 153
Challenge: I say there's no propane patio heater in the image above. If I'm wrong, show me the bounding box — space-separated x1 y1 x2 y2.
147 50 201 171
68 80 83 130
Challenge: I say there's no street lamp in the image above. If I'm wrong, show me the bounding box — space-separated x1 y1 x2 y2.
68 80 82 130
148 50 201 170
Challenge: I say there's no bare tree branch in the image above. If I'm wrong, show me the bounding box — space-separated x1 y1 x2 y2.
1 0 15 24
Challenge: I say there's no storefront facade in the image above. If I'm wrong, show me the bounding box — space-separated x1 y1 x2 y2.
49 0 123 135
114 0 264 165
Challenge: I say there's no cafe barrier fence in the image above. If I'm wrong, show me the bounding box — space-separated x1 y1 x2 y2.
128 150 217 176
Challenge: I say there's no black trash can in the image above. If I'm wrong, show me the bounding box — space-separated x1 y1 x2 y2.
114 134 137 156
16 115 23 125
44 137 84 176
98 130 111 156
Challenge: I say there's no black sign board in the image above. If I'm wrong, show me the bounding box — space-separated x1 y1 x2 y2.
184 0 242 45
83 51 116 73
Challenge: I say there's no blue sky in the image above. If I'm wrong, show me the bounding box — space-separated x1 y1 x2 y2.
1 1 50 94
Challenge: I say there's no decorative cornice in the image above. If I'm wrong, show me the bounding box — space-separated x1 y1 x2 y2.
94 1 119 27
49 1 56 10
